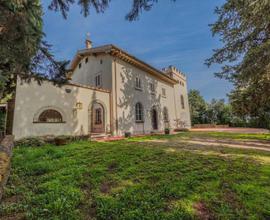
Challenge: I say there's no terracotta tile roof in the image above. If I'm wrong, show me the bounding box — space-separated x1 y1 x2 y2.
70 44 179 84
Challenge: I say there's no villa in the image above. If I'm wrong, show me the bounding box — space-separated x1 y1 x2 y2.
11 37 191 139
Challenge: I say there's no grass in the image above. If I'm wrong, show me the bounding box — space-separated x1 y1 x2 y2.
1 132 270 219
131 131 270 141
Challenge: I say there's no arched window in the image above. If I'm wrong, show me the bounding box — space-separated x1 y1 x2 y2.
163 107 169 122
181 95 185 109
135 102 144 122
95 108 102 124
38 109 63 123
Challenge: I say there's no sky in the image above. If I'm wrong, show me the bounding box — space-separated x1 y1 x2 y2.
42 0 232 101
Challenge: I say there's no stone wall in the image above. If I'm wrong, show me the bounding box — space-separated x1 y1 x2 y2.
0 135 14 200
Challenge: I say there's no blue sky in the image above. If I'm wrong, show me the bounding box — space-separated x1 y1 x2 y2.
42 0 232 101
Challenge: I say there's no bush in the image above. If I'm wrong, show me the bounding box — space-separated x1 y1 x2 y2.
124 132 131 138
15 135 90 147
15 137 46 147
174 128 189 132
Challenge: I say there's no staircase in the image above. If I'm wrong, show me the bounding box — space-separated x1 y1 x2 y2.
90 133 124 142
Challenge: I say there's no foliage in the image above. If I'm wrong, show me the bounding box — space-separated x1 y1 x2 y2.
0 110 5 132
188 89 208 125
15 137 47 147
1 133 270 219
49 0 175 21
188 89 270 128
229 75 270 129
0 0 69 100
206 0 270 129
15 135 90 147
206 0 270 81
206 99 233 125
188 90 234 126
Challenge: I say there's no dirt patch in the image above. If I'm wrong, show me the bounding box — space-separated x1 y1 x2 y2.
193 201 215 220
79 175 97 220
100 180 116 194
182 140 270 152
191 128 269 134
107 161 119 173
2 194 22 205
0 212 25 220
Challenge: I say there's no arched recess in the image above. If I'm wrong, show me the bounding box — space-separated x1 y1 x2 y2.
33 106 66 123
88 100 107 134
151 106 159 130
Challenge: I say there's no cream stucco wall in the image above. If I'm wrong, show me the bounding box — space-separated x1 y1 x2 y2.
13 49 191 139
13 79 111 140
112 58 191 136
172 73 191 128
71 54 113 90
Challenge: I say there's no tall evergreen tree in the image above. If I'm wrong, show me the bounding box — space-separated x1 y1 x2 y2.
0 0 69 99
206 0 270 128
188 90 207 125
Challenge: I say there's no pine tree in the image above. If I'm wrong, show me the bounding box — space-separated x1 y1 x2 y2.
206 0 270 128
0 1 69 99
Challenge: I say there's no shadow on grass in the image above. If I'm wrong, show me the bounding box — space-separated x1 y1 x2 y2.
1 138 270 219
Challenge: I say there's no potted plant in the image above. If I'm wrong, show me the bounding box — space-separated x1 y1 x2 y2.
164 128 170 135
124 132 131 138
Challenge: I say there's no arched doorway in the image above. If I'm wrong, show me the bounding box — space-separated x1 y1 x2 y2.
91 102 105 133
151 107 158 130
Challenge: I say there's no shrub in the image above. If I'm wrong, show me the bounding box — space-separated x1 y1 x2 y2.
124 132 131 138
174 128 189 132
164 128 170 134
15 135 90 147
15 137 46 147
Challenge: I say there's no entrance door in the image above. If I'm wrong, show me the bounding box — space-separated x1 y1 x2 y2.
91 103 105 133
151 108 158 130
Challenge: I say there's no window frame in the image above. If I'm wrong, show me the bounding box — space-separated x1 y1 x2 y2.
149 82 155 94
162 88 166 98
95 108 102 124
35 109 65 123
135 102 144 123
181 95 185 109
135 77 142 90
163 107 169 122
95 74 102 87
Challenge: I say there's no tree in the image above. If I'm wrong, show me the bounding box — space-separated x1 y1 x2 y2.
188 90 207 125
0 1 69 99
48 0 171 21
206 0 270 81
229 74 270 128
206 99 233 125
206 0 270 129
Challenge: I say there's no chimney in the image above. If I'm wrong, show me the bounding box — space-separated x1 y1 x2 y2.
85 32 92 49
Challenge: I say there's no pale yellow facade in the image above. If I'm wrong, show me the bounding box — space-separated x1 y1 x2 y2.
12 43 191 139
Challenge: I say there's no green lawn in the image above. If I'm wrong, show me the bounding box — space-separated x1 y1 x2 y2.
1 132 270 219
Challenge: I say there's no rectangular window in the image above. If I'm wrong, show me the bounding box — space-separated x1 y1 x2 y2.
135 77 142 90
162 88 166 97
95 74 102 87
150 83 155 94
85 57 88 63
79 63 82 69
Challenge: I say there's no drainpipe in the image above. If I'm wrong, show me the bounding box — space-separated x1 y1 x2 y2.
113 59 119 135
